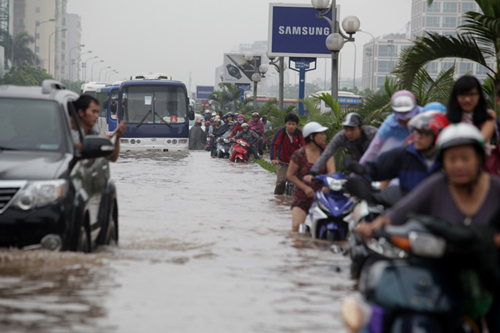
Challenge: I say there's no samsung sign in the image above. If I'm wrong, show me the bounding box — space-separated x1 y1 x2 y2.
268 3 337 58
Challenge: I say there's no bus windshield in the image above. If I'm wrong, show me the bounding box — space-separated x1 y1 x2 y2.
121 86 187 124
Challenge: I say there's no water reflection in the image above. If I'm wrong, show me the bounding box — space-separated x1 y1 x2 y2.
0 151 354 332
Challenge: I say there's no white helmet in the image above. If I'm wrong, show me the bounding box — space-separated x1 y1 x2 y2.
436 123 485 153
302 122 329 138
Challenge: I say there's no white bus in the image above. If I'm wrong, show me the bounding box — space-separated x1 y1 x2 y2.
309 91 363 113
80 82 109 97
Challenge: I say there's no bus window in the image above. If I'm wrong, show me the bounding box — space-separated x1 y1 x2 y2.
122 86 187 123
96 91 108 117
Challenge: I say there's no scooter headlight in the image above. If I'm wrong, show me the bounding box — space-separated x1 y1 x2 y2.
15 180 67 210
366 237 408 259
409 232 446 258
327 177 345 192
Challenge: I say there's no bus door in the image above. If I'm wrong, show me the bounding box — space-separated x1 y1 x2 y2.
107 87 119 132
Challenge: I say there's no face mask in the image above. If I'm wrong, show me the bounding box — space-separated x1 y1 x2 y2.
238 120 244 124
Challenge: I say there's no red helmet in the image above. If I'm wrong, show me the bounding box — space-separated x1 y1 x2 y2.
428 114 450 141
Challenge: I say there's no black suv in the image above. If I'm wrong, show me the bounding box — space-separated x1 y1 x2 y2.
0 80 119 252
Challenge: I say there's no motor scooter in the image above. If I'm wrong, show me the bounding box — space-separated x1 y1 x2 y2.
216 135 232 158
340 215 492 333
299 173 354 241
229 138 249 162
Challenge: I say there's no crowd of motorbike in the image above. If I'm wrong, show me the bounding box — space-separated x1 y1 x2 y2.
203 111 266 163
289 82 500 332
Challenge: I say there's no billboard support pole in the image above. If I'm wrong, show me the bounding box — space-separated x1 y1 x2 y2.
279 57 284 112
290 57 316 117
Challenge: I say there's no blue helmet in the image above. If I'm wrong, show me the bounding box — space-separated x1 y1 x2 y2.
422 102 446 114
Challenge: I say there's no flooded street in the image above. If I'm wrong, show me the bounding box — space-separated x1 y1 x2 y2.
0 152 354 332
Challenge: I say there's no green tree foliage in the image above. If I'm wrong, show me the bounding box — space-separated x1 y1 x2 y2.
60 79 85 94
0 63 53 86
10 32 38 67
394 0 500 110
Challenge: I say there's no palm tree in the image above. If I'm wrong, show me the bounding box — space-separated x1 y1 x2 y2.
394 0 500 91
9 32 38 67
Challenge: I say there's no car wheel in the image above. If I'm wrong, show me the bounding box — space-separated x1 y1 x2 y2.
76 226 90 253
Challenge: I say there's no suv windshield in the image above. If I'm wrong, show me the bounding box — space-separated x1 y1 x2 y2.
121 86 187 124
0 99 63 151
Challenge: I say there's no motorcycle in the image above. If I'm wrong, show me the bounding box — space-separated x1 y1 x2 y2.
216 135 232 159
341 215 492 333
229 138 249 162
299 173 354 242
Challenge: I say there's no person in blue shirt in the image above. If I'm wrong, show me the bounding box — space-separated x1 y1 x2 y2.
363 111 450 192
359 90 422 164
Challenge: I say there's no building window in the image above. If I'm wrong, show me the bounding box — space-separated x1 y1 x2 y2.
62 42 65 49
462 2 475 13
443 17 457 28
426 62 439 74
378 45 398 58
459 62 473 74
443 31 457 38
35 33 40 40
443 2 457 13
62 18 66 25
378 61 396 73
35 46 40 53
476 64 490 76
377 76 387 89
441 62 455 72
426 16 440 28
36 7 40 13
426 2 440 12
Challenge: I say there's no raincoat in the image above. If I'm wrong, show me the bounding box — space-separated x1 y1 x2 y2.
189 123 206 150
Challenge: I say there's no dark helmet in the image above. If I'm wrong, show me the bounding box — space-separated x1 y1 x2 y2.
341 113 362 127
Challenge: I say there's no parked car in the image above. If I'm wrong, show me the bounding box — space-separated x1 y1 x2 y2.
0 80 119 252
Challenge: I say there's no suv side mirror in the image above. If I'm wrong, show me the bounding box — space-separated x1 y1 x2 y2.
80 135 114 159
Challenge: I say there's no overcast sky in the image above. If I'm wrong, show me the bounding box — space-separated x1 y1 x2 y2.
67 0 411 93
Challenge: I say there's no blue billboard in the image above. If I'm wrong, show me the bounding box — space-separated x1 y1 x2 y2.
196 86 214 100
268 4 335 58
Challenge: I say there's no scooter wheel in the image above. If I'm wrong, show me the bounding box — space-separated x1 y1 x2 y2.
326 230 340 242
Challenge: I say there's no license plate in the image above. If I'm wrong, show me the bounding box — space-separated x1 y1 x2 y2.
146 149 162 151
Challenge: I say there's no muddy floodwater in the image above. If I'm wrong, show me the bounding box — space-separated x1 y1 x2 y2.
0 152 354 332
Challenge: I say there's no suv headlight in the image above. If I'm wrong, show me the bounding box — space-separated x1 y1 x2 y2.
15 180 67 210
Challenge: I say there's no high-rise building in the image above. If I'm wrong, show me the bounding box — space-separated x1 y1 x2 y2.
11 0 67 80
65 13 81 81
362 33 413 91
410 0 493 81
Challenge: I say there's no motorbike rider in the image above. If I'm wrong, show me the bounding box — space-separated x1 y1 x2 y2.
230 114 247 138
209 118 222 157
249 112 265 155
204 110 212 122
361 111 449 193
356 123 500 331
231 123 261 160
287 122 336 231
304 113 377 183
359 90 422 164
270 113 306 195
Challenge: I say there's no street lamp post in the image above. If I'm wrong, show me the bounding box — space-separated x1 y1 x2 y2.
268 55 287 112
104 69 115 81
99 66 111 81
69 44 85 82
357 29 375 91
34 18 55 67
350 43 357 90
311 0 360 101
48 28 67 76
245 53 268 110
91 60 104 81
82 55 98 82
